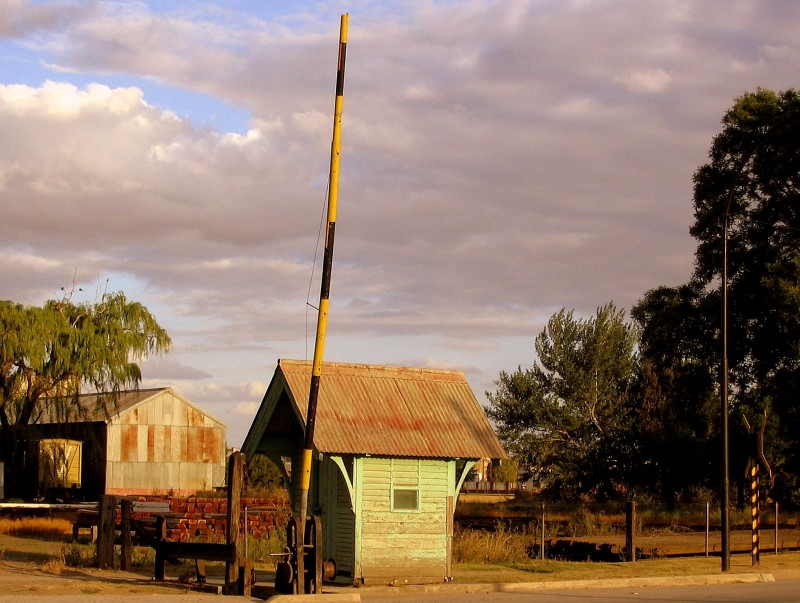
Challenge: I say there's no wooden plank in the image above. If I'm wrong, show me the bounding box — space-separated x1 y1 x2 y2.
131 501 171 513
157 541 237 562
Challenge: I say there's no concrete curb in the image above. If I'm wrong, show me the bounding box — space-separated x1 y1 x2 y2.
492 572 775 592
282 571 775 600
266 595 361 603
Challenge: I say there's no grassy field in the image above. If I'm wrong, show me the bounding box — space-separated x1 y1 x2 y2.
1 514 798 596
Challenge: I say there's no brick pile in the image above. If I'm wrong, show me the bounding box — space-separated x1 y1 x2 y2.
128 495 291 543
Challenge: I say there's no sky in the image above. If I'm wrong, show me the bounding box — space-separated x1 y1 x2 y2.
1 0 798 451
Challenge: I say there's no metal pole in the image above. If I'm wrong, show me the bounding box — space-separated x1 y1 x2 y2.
540 502 545 561
705 502 709 558
775 501 779 555
296 14 347 595
721 213 730 571
750 463 760 566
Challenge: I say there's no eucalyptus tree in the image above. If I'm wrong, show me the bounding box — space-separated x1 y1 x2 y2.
487 303 639 501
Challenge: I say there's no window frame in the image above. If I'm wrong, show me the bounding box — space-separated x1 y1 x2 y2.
389 458 422 512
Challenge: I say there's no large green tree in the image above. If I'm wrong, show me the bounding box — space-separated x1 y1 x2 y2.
630 284 719 499
635 88 800 501
487 303 639 501
0 291 171 431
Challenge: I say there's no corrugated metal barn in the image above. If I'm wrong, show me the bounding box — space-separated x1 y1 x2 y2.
6 388 226 500
242 359 506 585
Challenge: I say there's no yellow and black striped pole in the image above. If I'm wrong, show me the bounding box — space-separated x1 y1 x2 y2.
750 462 760 566
296 13 347 594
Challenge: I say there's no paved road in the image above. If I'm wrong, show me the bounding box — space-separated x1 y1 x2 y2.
360 578 800 603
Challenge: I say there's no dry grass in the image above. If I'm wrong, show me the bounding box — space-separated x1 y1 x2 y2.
453 524 531 563
0 517 72 539
453 551 800 584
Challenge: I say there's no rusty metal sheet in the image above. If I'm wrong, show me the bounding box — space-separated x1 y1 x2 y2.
273 359 506 459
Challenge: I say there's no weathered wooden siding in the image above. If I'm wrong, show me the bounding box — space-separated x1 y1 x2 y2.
358 457 449 583
334 467 355 575
319 456 356 577
105 390 226 495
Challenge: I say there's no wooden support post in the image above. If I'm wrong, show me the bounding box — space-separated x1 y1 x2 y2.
238 559 253 597
224 451 243 595
626 500 636 562
97 495 117 569
196 559 206 584
120 499 132 571
446 495 454 578
154 515 167 581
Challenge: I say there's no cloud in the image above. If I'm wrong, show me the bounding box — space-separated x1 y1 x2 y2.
1 0 798 446
616 69 673 94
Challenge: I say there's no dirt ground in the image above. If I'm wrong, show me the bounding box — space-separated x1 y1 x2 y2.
0 534 242 598
1 530 800 598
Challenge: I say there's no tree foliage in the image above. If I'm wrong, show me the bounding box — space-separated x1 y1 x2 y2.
0 291 171 430
487 303 638 501
491 89 800 503
630 285 718 498
246 454 285 492
634 88 800 501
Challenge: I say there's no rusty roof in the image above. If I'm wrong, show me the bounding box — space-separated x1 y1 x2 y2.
244 359 506 459
34 387 225 426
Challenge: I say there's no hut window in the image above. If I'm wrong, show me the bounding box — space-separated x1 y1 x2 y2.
392 488 419 510
390 458 420 511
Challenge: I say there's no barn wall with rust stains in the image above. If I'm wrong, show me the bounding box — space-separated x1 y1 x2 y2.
105 390 226 496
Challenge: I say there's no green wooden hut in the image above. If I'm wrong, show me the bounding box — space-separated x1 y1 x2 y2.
242 359 506 585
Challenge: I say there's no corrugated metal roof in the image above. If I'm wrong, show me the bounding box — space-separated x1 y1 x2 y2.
33 388 226 427
33 389 164 423
268 359 506 459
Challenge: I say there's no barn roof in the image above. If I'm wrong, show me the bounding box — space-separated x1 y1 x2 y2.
33 387 226 427
243 359 506 459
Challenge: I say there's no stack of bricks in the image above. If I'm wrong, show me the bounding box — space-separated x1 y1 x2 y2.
127 495 291 543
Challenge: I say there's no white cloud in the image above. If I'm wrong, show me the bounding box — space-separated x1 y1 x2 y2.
1 0 797 445
616 68 673 94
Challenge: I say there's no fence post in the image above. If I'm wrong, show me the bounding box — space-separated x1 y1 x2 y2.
626 500 636 562
540 502 545 560
775 501 779 555
224 451 244 595
154 515 167 581
96 495 117 569
705 502 710 558
120 498 132 570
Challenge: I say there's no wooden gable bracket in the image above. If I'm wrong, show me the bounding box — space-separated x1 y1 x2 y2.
452 459 478 502
329 455 356 512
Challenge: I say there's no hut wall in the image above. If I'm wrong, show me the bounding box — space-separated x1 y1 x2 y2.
358 456 449 583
